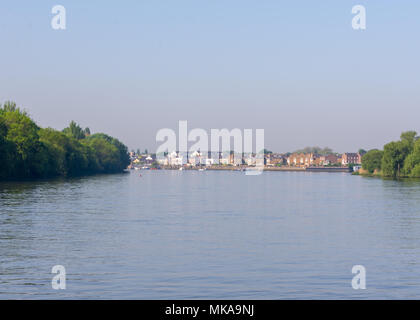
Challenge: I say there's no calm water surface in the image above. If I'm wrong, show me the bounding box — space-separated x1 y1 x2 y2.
1 171 420 299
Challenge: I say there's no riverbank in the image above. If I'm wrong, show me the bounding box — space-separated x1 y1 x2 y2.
0 102 130 180
354 168 420 179
158 165 352 173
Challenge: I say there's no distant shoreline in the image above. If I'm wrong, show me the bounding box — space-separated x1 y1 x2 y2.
148 166 353 173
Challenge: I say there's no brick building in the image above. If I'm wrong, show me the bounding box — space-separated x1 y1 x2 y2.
341 153 362 165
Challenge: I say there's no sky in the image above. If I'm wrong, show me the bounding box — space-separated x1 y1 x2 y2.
1 0 420 153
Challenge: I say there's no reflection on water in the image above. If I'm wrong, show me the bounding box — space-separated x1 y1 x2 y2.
1 171 420 299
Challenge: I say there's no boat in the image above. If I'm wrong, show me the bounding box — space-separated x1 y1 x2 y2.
244 167 263 175
179 167 184 171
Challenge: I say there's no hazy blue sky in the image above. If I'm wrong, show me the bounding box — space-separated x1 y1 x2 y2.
1 1 419 153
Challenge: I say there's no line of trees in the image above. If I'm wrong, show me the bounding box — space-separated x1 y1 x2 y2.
293 146 334 155
0 101 130 180
362 131 420 178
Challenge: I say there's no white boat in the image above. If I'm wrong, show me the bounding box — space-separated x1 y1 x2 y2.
179 167 184 171
244 167 263 176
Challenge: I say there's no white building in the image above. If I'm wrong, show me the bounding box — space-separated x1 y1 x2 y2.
189 150 204 166
157 158 168 166
205 158 215 166
168 151 183 166
245 153 256 166
219 158 230 165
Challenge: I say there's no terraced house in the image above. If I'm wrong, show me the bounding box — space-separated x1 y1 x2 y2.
341 153 362 165
287 153 318 167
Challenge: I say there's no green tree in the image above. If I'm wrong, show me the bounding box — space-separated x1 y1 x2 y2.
63 121 87 140
0 101 130 180
294 146 333 155
381 141 411 177
402 139 420 177
362 149 383 173
39 128 93 176
0 104 50 177
2 101 18 112
0 115 18 178
400 131 417 150
86 133 129 169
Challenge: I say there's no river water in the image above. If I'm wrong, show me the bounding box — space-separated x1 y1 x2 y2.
1 170 420 299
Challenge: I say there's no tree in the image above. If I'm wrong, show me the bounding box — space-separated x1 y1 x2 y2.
85 133 130 172
400 131 417 150
0 104 48 177
0 115 18 178
0 101 130 180
362 149 383 173
381 141 411 177
380 131 418 178
402 139 420 177
2 101 18 112
294 146 333 155
63 121 87 140
39 128 93 176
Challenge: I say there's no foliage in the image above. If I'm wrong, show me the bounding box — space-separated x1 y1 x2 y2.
362 149 383 173
0 101 129 180
382 139 412 177
62 121 89 140
402 138 420 177
361 131 420 178
293 146 333 155
84 133 129 173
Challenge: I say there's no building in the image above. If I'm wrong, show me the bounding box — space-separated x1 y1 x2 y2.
205 158 215 166
265 153 287 166
245 153 256 166
144 155 154 165
287 153 318 167
168 151 183 166
317 154 340 166
342 153 362 165
228 152 242 166
219 157 230 165
188 150 202 166
217 151 230 165
157 157 169 166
